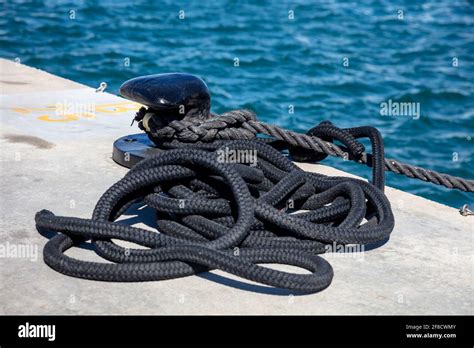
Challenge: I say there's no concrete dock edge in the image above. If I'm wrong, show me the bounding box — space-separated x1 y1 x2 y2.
0 58 472 315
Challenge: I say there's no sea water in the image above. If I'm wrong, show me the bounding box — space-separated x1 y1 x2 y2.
1 0 472 208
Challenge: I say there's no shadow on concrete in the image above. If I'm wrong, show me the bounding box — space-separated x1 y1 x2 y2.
36 202 158 252
196 272 312 296
34 202 383 296
363 238 390 251
37 226 96 251
114 204 158 230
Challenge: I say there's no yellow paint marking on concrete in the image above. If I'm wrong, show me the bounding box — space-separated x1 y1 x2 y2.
11 107 33 114
95 101 141 114
37 113 80 122
11 106 55 114
9 101 142 123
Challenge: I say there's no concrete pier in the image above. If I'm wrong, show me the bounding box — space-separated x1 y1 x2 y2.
0 58 471 315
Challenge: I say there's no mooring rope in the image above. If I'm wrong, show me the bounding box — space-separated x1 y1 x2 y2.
36 138 394 293
35 101 473 293
137 108 474 192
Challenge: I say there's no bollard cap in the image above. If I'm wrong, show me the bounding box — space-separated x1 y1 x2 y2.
120 73 211 119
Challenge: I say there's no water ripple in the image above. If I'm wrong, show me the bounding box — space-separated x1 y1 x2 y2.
0 0 472 207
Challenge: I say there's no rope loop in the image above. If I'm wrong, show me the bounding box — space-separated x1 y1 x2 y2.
36 140 395 293
137 108 474 193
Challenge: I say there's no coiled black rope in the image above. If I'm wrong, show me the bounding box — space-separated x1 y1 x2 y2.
36 138 394 293
136 108 474 192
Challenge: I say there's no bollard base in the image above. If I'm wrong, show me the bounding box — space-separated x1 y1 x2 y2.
112 133 161 168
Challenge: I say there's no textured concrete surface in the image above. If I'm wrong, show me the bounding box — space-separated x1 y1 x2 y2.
0 59 84 94
0 58 472 315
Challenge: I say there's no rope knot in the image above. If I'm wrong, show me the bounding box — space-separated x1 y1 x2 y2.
147 109 258 143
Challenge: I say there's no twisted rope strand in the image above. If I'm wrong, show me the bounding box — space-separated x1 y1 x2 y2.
150 110 473 192
34 107 469 294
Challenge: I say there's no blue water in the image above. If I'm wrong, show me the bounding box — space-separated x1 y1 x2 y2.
1 0 473 208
